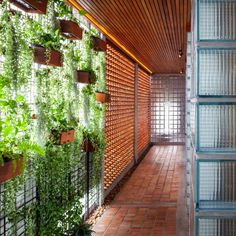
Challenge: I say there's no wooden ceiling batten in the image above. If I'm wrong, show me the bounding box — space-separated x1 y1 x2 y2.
69 0 191 74
67 0 152 73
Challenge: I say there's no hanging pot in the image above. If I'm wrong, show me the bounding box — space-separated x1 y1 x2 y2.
59 20 83 40
76 70 95 84
33 45 63 67
0 158 23 184
96 92 110 103
60 130 75 145
9 0 48 14
92 36 107 52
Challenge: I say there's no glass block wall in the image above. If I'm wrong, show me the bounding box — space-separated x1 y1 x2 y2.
151 75 185 144
198 0 236 41
193 0 236 235
197 48 236 96
197 160 236 210
197 103 236 152
196 217 236 236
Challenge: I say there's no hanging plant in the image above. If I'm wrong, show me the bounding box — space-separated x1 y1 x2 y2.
0 0 105 233
25 11 63 66
0 8 45 183
33 45 63 67
76 69 96 84
81 126 105 153
49 127 76 145
59 19 83 40
0 157 23 183
95 92 110 103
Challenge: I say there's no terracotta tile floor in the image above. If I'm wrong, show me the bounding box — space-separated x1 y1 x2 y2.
93 145 187 236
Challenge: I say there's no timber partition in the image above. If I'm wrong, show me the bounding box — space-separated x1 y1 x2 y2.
104 42 151 195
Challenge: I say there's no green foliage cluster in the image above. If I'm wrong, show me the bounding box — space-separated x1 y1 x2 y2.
0 0 106 235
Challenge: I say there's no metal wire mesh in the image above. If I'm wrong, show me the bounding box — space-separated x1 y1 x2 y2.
198 49 236 96
198 104 236 152
197 217 236 236
198 161 236 210
0 172 37 236
151 76 185 144
198 0 236 41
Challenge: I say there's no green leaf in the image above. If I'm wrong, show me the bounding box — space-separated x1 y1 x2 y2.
2 125 14 137
16 95 24 102
79 10 87 16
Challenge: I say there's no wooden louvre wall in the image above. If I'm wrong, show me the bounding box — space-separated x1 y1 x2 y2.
104 42 135 191
137 68 150 156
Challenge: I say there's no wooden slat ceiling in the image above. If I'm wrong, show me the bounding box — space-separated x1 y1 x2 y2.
74 0 191 74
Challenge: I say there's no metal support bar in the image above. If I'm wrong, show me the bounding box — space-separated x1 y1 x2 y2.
134 63 138 164
85 151 90 219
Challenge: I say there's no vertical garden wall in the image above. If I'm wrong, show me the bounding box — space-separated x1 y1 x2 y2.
0 0 106 235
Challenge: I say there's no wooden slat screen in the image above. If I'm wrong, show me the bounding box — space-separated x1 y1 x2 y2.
104 43 135 191
137 68 150 156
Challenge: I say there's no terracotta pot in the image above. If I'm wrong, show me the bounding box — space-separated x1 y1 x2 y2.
92 37 107 52
59 20 83 40
96 92 110 103
76 70 95 84
0 158 23 184
9 0 48 14
33 46 63 67
82 139 95 152
60 130 75 145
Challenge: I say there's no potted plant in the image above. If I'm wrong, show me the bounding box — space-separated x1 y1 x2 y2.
33 45 62 67
54 0 84 40
92 36 106 52
0 141 45 183
76 69 96 84
81 127 105 153
59 20 83 40
32 30 62 67
48 122 76 145
9 0 48 14
59 129 75 145
94 55 109 103
27 20 63 66
0 155 23 183
71 222 94 236
95 92 110 103
0 93 45 183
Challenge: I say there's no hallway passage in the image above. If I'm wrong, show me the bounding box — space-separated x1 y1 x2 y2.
92 145 188 236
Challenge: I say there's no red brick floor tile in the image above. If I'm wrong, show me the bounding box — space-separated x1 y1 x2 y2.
92 146 187 236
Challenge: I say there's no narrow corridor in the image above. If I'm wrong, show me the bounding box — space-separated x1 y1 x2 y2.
92 145 188 236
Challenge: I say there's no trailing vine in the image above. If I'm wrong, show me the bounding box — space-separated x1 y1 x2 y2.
0 0 106 235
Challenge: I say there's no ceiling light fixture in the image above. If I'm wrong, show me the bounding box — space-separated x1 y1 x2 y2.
178 49 183 58
67 0 152 74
